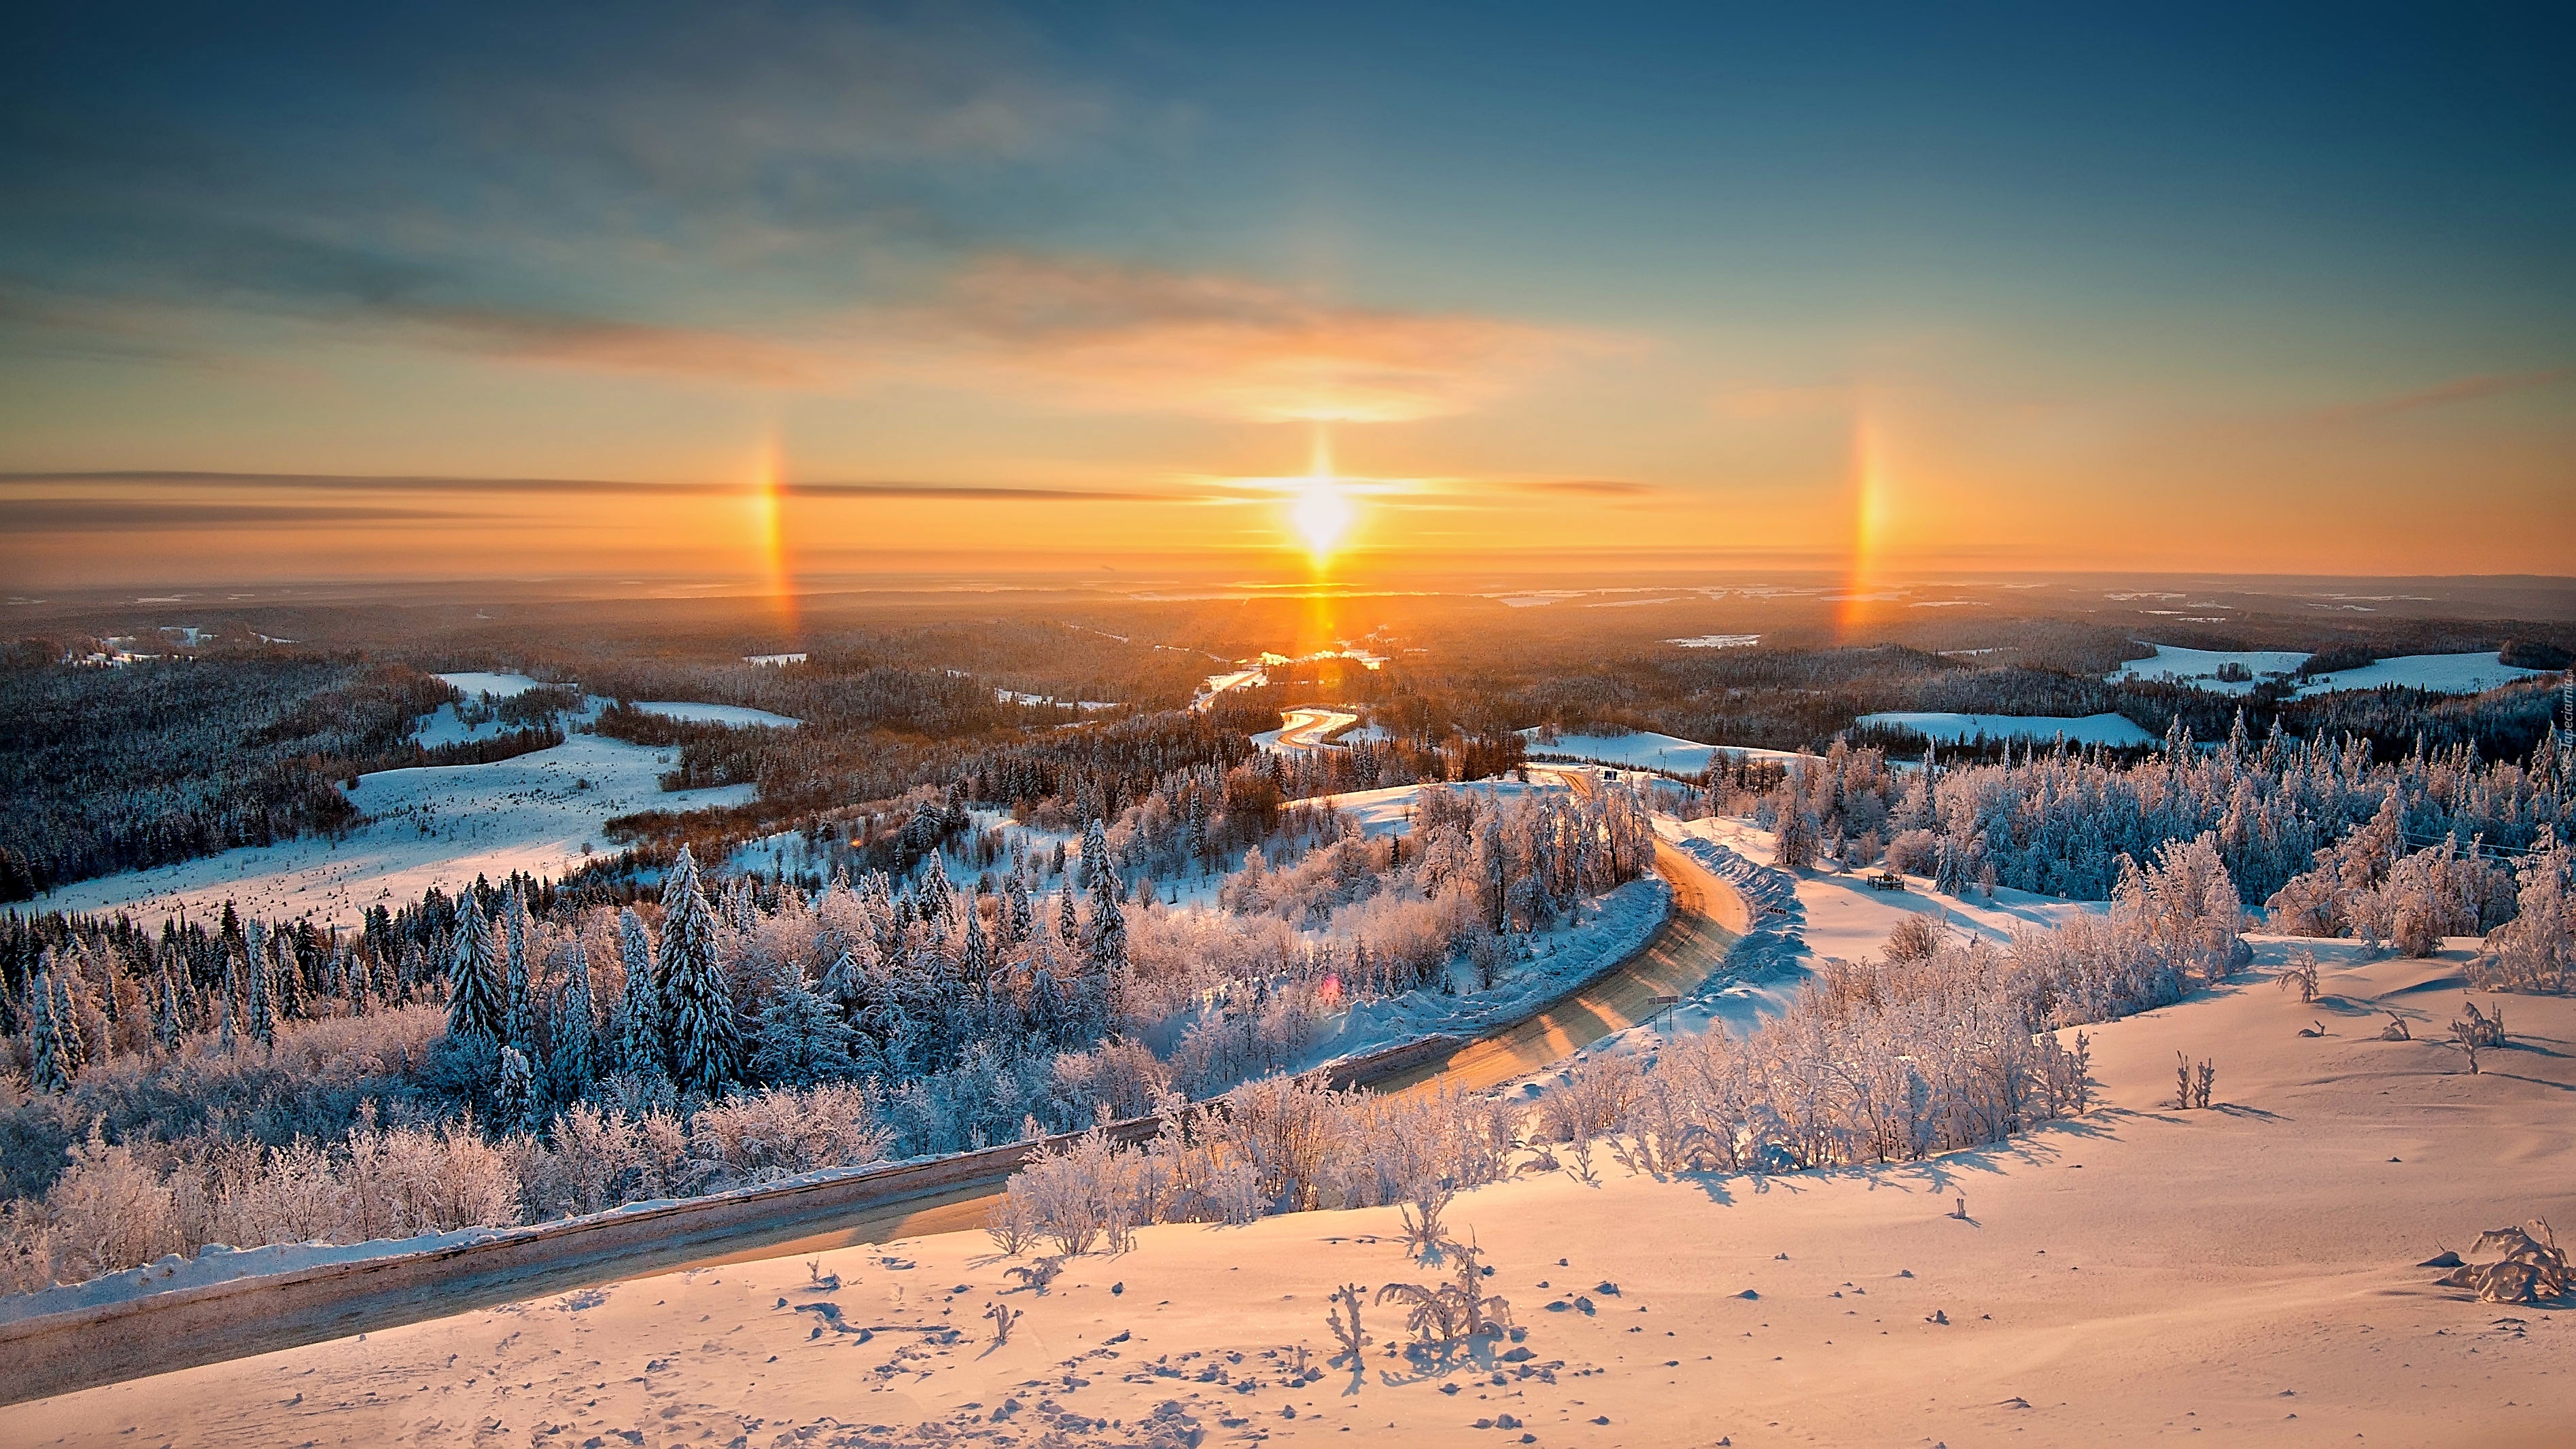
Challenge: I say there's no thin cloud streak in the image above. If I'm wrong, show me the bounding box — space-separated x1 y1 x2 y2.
0 470 1167 502
0 499 471 530
2320 367 2573 422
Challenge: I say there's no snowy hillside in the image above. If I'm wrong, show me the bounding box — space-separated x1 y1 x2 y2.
41 729 754 926
2107 643 2310 693
1520 728 1813 774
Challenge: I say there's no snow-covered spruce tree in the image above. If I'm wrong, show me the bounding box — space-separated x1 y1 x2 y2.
495 1045 538 1132
614 906 664 1077
553 937 597 1098
445 893 504 1043
1083 848 1129 985
217 952 239 1055
502 888 534 1055
28 970 71 1093
751 973 862 1087
243 920 277 1048
659 845 742 1096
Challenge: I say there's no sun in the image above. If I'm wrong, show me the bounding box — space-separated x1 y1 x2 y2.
1291 473 1353 565
1287 426 1355 566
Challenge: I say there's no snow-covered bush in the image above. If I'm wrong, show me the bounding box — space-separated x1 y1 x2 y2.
2471 832 2575 993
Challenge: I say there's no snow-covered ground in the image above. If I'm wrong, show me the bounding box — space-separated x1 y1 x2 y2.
743 652 806 666
1857 710 2157 748
2293 650 2547 697
1520 728 1813 775
432 670 547 698
1192 667 1268 710
1666 632 1761 648
1294 875 1673 1073
1567 816 2110 1061
631 699 801 727
997 690 1121 712
41 731 756 927
1675 816 2108 963
1304 780 1559 838
2107 644 2309 693
41 942 2564 1446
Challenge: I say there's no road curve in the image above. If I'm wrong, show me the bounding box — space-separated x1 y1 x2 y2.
3 807 1751 1403
1268 705 1360 752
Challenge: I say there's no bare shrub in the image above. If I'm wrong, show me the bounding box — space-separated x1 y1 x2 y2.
1326 1281 1370 1364
2277 950 2320 1004
1883 914 1942 964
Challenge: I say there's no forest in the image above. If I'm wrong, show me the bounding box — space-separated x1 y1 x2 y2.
0 769 1658 1291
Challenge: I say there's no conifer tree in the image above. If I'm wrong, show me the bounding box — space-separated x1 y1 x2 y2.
29 971 71 1093
503 889 534 1055
615 907 663 1075
446 894 504 1043
555 938 596 1096
659 846 741 1096
495 1045 536 1131
752 974 859 1086
244 921 277 1048
962 905 992 984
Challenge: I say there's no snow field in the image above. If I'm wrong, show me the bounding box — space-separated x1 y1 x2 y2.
2107 644 2310 693
629 700 801 727
431 670 547 698
1856 711 2158 748
41 729 756 927
2293 650 2546 697
1520 728 1815 775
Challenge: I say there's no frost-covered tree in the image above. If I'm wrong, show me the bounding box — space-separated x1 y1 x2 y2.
494 1045 537 1132
2472 828 2575 993
554 937 597 1096
502 888 534 1055
614 907 663 1076
28 969 71 1093
243 921 277 1048
446 894 504 1043
752 975 862 1087
659 846 741 1095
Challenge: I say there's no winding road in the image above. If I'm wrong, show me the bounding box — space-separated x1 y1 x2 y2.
2 799 1752 1405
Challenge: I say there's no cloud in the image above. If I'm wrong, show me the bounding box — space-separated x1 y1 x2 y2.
2321 367 2573 422
1494 478 1660 497
897 255 1610 422
0 470 1164 502
0 499 470 531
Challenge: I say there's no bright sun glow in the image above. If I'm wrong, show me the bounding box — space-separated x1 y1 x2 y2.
1291 476 1353 563
1289 426 1354 565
